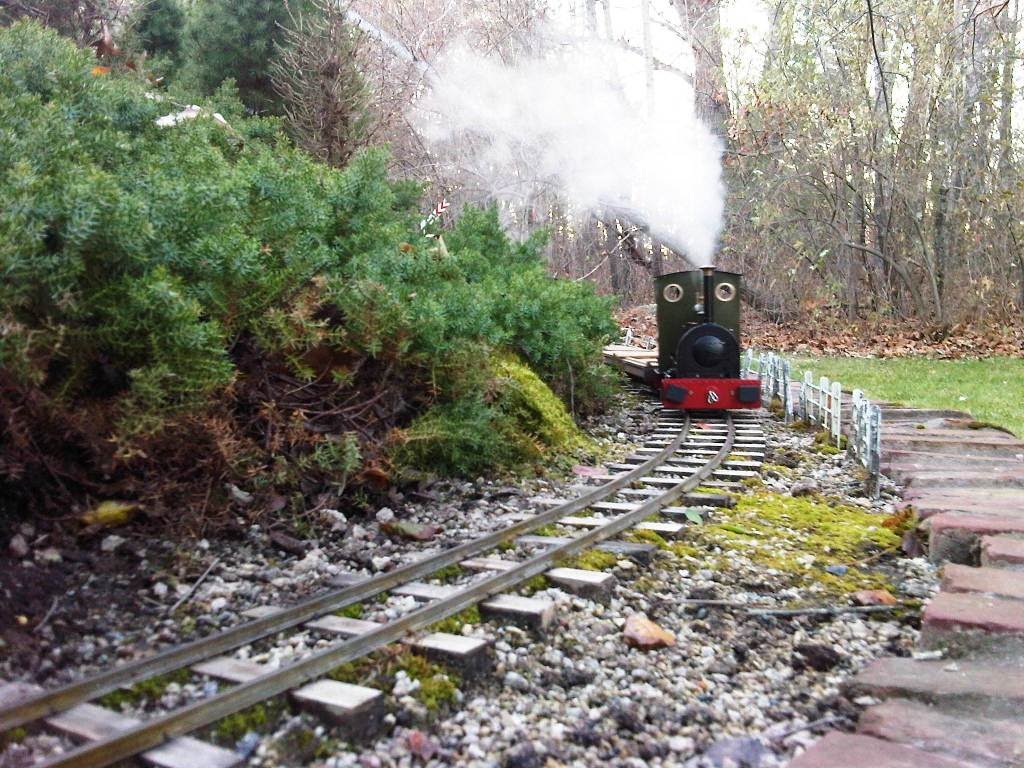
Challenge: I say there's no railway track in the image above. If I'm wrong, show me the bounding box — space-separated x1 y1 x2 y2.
1 406 765 768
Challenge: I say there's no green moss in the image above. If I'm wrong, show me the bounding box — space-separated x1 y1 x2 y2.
668 542 701 559
97 668 193 709
519 575 549 595
429 564 464 582
533 524 562 537
1 727 27 748
560 549 618 571
429 605 481 635
496 539 516 552
335 602 364 619
212 700 287 744
692 490 901 597
329 649 459 712
624 529 669 548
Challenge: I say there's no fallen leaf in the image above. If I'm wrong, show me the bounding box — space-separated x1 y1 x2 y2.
572 464 607 478
623 613 675 650
80 500 136 528
406 729 438 761
91 65 111 76
851 589 897 606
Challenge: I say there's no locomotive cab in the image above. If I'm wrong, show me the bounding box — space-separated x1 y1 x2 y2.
653 267 761 410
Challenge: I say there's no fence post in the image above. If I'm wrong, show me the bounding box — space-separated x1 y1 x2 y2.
831 381 843 446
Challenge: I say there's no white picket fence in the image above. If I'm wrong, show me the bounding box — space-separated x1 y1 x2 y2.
745 348 883 496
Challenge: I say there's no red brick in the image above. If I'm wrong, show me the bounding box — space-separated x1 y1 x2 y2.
942 563 1024 601
922 591 1024 635
846 657 1024 717
787 732 963 768
858 698 1024 767
898 469 1024 489
904 487 1024 519
928 513 1024 564
981 535 1024 570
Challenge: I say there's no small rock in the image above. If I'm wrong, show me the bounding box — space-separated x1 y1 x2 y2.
702 736 768 767
375 507 396 524
623 613 675 650
100 534 126 553
235 731 261 758
34 547 62 564
502 743 544 768
152 582 169 597
381 521 441 542
824 564 848 576
8 534 28 558
790 480 819 497
851 588 897 606
406 729 439 761
228 484 253 504
503 671 530 692
792 643 842 672
210 597 228 611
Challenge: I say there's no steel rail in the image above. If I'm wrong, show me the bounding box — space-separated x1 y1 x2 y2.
40 414 734 768
0 413 695 733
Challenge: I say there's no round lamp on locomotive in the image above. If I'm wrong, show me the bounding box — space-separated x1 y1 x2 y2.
651 267 761 410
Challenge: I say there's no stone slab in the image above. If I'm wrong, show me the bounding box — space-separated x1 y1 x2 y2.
846 657 1024 717
192 656 267 683
46 703 240 768
480 594 554 632
858 698 1024 767
291 680 384 741
410 633 492 679
928 513 1024 564
787 732 965 768
460 557 517 572
391 583 459 601
920 591 1024 655
545 567 616 601
143 737 242 768
897 470 1024 489
942 563 1024 601
981 535 1024 570
306 615 380 636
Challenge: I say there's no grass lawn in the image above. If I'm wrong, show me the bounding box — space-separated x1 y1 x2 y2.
789 356 1024 437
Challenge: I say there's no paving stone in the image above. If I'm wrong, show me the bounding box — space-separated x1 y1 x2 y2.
928 513 1024 564
191 656 267 683
787 732 965 768
545 567 616 601
410 633 492 679
920 591 1024 656
291 680 384 741
479 594 555 632
846 657 1024 717
981 535 1024 570
942 563 1024 601
305 615 380 636
858 698 1024 767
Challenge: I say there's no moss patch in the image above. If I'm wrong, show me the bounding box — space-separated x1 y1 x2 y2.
429 605 481 635
211 700 288 745
692 490 901 597
519 574 549 595
97 668 193 710
559 549 618 571
329 648 459 712
624 529 669 548
429 564 464 582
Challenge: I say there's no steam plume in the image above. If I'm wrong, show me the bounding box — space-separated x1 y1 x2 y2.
414 38 725 264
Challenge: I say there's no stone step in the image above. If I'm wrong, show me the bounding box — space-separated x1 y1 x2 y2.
192 656 267 683
787 731 967 767
306 615 381 636
885 426 1018 440
479 594 555 632
896 470 1024 489
878 408 974 421
858 697 1024 768
883 435 1024 455
391 583 459 602
291 680 384 741
410 633 492 679
846 657 1024 718
920 591 1024 656
46 703 241 768
942 563 1024 601
981 536 1024 570
928 513 1024 564
545 567 616 601
884 449 1024 468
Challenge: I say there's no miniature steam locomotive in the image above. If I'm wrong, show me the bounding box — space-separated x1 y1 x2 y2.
648 266 761 411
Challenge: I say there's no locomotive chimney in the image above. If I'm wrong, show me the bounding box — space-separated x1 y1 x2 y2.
701 265 715 324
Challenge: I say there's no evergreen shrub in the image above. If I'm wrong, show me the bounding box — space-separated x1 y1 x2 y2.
0 22 616 518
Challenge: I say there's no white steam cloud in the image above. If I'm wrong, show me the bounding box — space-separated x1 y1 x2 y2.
415 38 725 264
